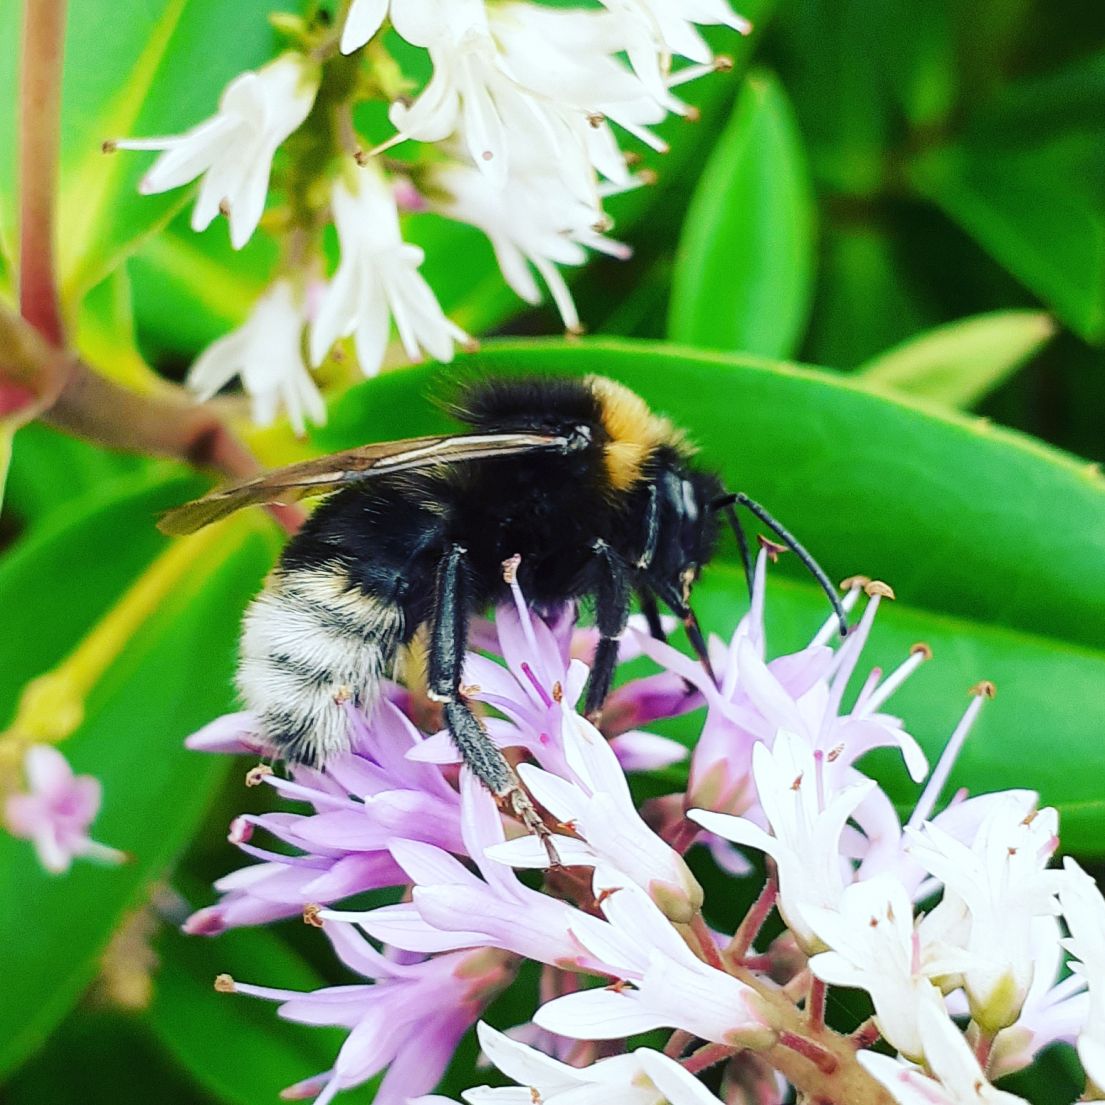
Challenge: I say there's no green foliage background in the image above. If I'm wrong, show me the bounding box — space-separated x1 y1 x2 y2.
1 1 1103 1103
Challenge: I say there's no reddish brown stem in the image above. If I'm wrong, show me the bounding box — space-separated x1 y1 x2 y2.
663 1029 694 1059
682 1042 735 1076
690 912 726 972
19 0 67 346
0 303 303 534
807 976 827 1033
777 1031 838 1075
726 869 778 962
850 1018 881 1050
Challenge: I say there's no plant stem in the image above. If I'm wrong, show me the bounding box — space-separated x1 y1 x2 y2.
19 0 67 346
727 869 778 962
807 976 827 1032
682 1042 735 1076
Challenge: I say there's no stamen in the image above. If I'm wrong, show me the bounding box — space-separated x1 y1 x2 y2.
503 554 541 661
809 583 862 648
862 642 933 715
907 688 993 829
245 764 273 786
520 661 554 709
214 974 236 993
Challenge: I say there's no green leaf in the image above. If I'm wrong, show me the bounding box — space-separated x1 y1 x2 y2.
668 70 816 359
147 921 344 1105
317 336 1105 850
0 0 293 307
0 478 277 1079
856 310 1056 409
911 143 1105 342
802 224 938 368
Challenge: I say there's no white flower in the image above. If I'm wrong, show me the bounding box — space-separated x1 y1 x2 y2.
804 876 974 1060
464 1022 726 1105
535 866 770 1048
598 0 751 68
116 54 318 249
859 1001 1029 1105
340 0 389 53
1060 858 1105 1093
309 168 470 374
433 161 630 333
907 797 1062 1032
689 732 874 951
486 712 702 923
188 280 324 434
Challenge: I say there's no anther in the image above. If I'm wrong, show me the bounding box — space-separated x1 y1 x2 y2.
684 105 701 123
461 337 481 354
218 199 231 218
637 168 659 185
551 681 564 703
303 903 324 927
864 580 895 600
353 148 369 166
839 574 870 591
101 139 117 154
714 55 734 72
586 112 605 128
502 554 521 585
245 764 273 787
970 680 996 699
592 214 614 233
565 324 586 341
756 535 787 561
790 772 803 791
910 642 933 660
214 974 236 993
332 685 353 705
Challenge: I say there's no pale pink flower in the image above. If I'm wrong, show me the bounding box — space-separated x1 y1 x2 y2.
1060 858 1105 1092
5 745 125 874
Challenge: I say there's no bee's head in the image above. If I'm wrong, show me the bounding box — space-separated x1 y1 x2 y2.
639 460 724 614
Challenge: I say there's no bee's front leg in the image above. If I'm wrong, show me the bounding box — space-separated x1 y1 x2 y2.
428 543 560 865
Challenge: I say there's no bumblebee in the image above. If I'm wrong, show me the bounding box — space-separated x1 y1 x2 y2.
161 375 844 833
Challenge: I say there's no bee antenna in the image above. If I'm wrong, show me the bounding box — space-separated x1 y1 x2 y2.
711 492 849 638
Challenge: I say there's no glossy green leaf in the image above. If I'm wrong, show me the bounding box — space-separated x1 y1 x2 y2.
911 144 1105 342
857 310 1056 409
316 336 1105 848
0 0 293 308
148 921 343 1105
669 70 815 358
0 477 277 1079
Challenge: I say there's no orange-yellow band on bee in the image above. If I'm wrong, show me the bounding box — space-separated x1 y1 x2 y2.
585 375 686 491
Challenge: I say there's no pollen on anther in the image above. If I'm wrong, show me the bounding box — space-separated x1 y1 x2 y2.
502 554 521 584
910 642 933 660
757 535 787 561
530 1088 542 1105
245 764 273 787
303 903 324 927
586 112 605 128
684 105 701 123
214 973 236 993
865 580 895 600
970 680 997 699
101 139 117 154
790 772 804 791
218 198 231 217
714 55 734 72
552 681 564 703
839 575 871 591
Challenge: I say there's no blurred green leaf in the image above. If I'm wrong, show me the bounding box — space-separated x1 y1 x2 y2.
317 336 1105 848
148 920 343 1105
857 309 1056 408
130 215 275 361
5 1007 222 1105
668 70 815 358
802 224 937 368
0 481 277 1079
0 0 292 308
3 422 147 529
911 144 1105 342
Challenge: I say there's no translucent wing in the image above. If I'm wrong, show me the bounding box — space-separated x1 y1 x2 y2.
158 430 574 535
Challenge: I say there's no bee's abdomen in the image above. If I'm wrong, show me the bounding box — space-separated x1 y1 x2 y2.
237 563 404 766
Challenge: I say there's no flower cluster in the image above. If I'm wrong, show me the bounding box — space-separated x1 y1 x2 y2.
114 1 748 429
186 550 1105 1105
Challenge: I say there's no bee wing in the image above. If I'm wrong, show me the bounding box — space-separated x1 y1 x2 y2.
158 430 573 535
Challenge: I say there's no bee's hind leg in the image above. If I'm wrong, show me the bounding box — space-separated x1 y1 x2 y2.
429 544 561 866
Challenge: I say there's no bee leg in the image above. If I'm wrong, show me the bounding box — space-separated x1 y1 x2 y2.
584 540 631 722
429 544 560 864
640 590 667 643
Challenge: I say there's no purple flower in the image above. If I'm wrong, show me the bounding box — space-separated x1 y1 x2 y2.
223 922 516 1105
185 694 461 933
4 745 125 874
